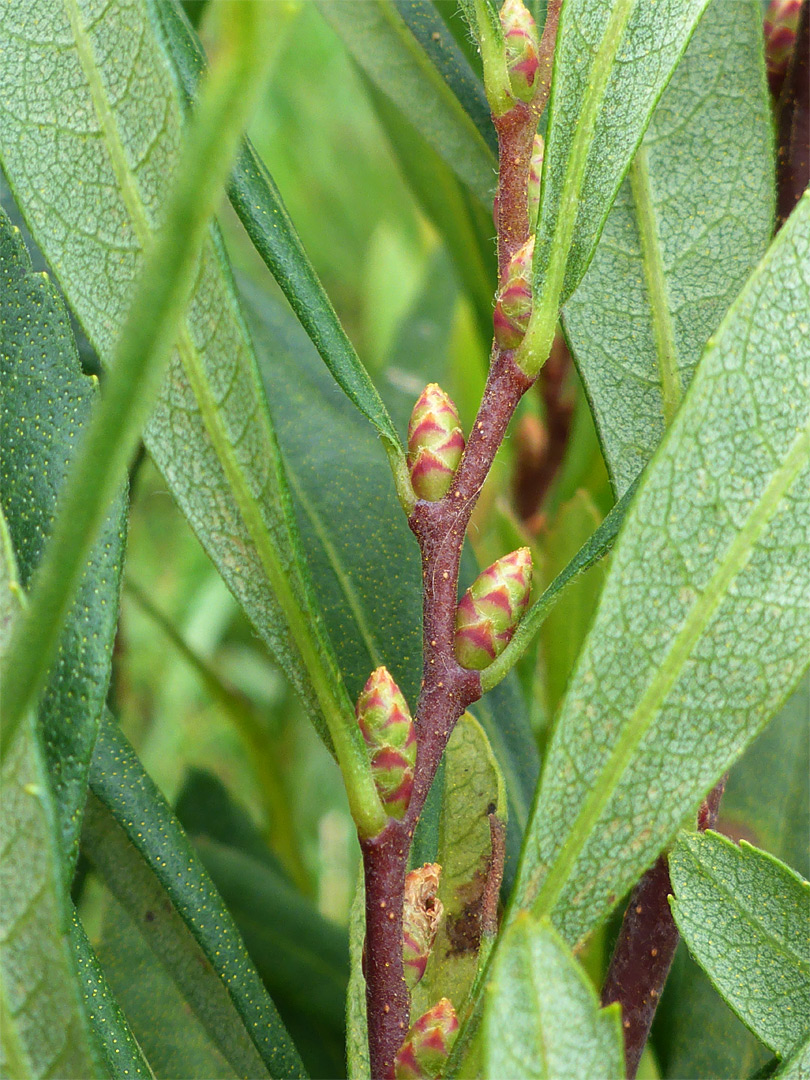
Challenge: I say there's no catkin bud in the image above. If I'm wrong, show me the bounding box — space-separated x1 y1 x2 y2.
394 999 459 1080
527 134 544 232
403 864 443 988
500 0 541 103
407 384 465 501
356 667 416 819
493 237 534 350
455 548 532 670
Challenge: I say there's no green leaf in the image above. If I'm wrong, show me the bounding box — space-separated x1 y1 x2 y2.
654 679 810 1080
346 871 371 1080
70 912 155 1080
513 191 810 947
0 0 384 833
521 0 712 373
563 0 775 494
539 490 608 719
315 0 497 206
0 209 125 863
0 513 99 1080
775 1036 810 1080
84 713 306 1080
482 915 624 1079
411 713 507 1020
392 0 499 153
149 0 409 483
670 832 810 1057
93 888 239 1080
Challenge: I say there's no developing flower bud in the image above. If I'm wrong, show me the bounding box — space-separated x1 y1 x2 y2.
356 667 416 819
394 999 459 1080
403 863 443 989
500 0 541 103
527 134 544 232
764 0 801 93
407 384 465 501
455 548 532 670
493 237 534 350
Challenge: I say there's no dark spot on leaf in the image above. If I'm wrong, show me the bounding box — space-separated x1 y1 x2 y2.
144 910 155 922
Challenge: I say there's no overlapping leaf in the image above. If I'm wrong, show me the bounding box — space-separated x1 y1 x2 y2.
670 832 810 1058
564 0 774 493
523 0 712 371
0 515 100 1080
0 0 360 771
315 0 497 205
0 209 125 863
85 714 306 1079
514 192 810 946
483 915 624 1078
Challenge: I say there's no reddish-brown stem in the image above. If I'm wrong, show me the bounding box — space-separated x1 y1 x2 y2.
776 0 809 229
362 20 557 1069
601 777 727 1079
363 352 535 1078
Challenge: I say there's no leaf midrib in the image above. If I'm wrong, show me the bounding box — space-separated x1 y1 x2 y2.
629 144 682 426
62 0 364 761
532 414 810 926
678 849 810 978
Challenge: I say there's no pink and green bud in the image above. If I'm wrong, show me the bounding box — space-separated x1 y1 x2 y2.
764 0 801 92
527 134 544 232
403 863 443 989
455 548 532 670
394 999 459 1080
407 384 465 501
500 0 541 103
356 667 416 819
493 237 534 350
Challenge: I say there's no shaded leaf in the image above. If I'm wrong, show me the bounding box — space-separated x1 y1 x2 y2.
514 192 810 946
412 713 506 1019
70 912 154 1080
315 0 497 205
150 0 406 465
563 0 774 494
0 513 99 1080
346 870 371 1080
85 713 306 1079
670 831 810 1057
0 0 372 798
0 208 125 863
483 915 624 1079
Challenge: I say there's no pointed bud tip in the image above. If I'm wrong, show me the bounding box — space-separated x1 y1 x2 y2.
394 999 459 1080
494 237 535 350
455 548 533 670
356 667 416 819
408 384 465 501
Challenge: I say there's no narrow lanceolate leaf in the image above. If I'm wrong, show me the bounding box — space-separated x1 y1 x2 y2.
0 210 125 864
483 915 624 1079
514 191 810 947
0 0 382 832
85 713 305 1080
0 513 100 1080
411 714 507 1020
315 0 497 206
70 913 155 1080
149 0 409 489
520 0 711 374
564 0 775 494
670 832 810 1057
